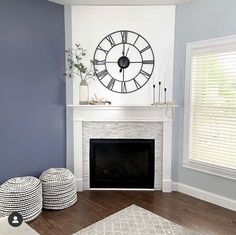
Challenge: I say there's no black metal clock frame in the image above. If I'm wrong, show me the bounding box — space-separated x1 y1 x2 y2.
93 30 155 94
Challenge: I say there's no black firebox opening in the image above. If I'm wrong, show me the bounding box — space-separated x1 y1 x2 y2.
90 139 154 189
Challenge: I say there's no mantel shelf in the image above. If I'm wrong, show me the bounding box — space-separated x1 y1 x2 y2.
67 104 177 123
67 104 178 109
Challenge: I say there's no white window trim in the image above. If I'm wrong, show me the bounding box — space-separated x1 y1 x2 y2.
183 35 236 181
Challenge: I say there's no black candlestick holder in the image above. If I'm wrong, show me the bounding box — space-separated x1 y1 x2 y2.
164 88 167 104
158 82 161 103
152 84 156 105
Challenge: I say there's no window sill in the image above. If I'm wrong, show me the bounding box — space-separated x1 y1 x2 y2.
182 160 236 181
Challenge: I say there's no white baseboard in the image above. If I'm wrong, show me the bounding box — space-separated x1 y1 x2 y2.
75 178 83 192
162 179 172 192
171 182 178 191
76 178 236 211
172 182 236 212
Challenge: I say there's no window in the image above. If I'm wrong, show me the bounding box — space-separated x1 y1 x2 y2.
183 36 236 180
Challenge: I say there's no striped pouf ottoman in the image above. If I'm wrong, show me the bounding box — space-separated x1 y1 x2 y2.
39 168 77 210
0 177 42 222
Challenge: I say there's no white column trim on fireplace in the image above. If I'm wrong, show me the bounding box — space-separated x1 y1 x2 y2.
162 122 172 192
68 105 176 192
73 120 83 190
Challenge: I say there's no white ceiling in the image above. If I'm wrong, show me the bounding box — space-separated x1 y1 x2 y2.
48 0 197 6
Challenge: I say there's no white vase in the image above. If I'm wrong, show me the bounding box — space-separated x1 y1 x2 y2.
79 79 89 105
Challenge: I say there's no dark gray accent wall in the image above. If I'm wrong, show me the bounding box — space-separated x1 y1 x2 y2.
0 0 66 183
173 0 236 199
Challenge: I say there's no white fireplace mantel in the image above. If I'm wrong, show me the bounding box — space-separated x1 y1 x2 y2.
68 104 177 122
67 105 177 192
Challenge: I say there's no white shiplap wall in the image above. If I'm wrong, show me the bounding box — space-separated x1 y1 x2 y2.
71 6 175 106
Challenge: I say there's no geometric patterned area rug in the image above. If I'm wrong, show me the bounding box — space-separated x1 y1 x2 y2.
0 216 39 235
74 204 200 235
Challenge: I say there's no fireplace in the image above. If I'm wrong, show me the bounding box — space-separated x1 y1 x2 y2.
68 105 174 192
90 139 155 189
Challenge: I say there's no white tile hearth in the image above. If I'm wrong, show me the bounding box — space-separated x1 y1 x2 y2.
82 122 163 190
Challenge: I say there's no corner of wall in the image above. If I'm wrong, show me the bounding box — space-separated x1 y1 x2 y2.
65 5 74 172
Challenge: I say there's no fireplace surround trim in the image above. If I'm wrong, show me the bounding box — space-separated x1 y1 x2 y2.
68 105 174 192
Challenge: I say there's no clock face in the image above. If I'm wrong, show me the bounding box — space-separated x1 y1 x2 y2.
93 30 155 93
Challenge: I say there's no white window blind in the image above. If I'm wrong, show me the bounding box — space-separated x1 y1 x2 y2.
188 40 236 171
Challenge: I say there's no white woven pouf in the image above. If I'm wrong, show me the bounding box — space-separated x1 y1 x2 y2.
0 177 42 222
39 168 77 210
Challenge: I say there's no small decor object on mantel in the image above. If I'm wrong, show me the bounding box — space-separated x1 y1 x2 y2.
65 44 96 105
79 79 89 105
89 94 111 105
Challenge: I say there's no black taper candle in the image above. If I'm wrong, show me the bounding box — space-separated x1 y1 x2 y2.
164 88 167 104
153 84 156 105
158 82 161 103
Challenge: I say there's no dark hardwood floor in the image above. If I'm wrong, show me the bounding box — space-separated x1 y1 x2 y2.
29 191 236 235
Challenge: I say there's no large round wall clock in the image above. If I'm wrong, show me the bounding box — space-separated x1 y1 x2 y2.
93 30 155 93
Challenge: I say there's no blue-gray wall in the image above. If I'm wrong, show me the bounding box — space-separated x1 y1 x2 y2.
173 0 236 200
0 0 66 183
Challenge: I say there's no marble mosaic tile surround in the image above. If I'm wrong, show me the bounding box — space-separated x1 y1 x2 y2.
82 122 163 190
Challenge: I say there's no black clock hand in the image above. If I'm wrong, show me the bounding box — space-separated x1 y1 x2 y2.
119 43 125 73
125 45 131 57
123 67 124 81
119 45 130 72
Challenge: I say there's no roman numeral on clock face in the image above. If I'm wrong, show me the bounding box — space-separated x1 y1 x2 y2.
140 70 151 79
121 81 127 93
140 45 150 53
97 69 108 80
133 35 139 46
133 79 141 89
121 31 128 43
93 59 106 65
106 35 115 47
107 78 116 90
143 60 154 64
97 45 109 54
